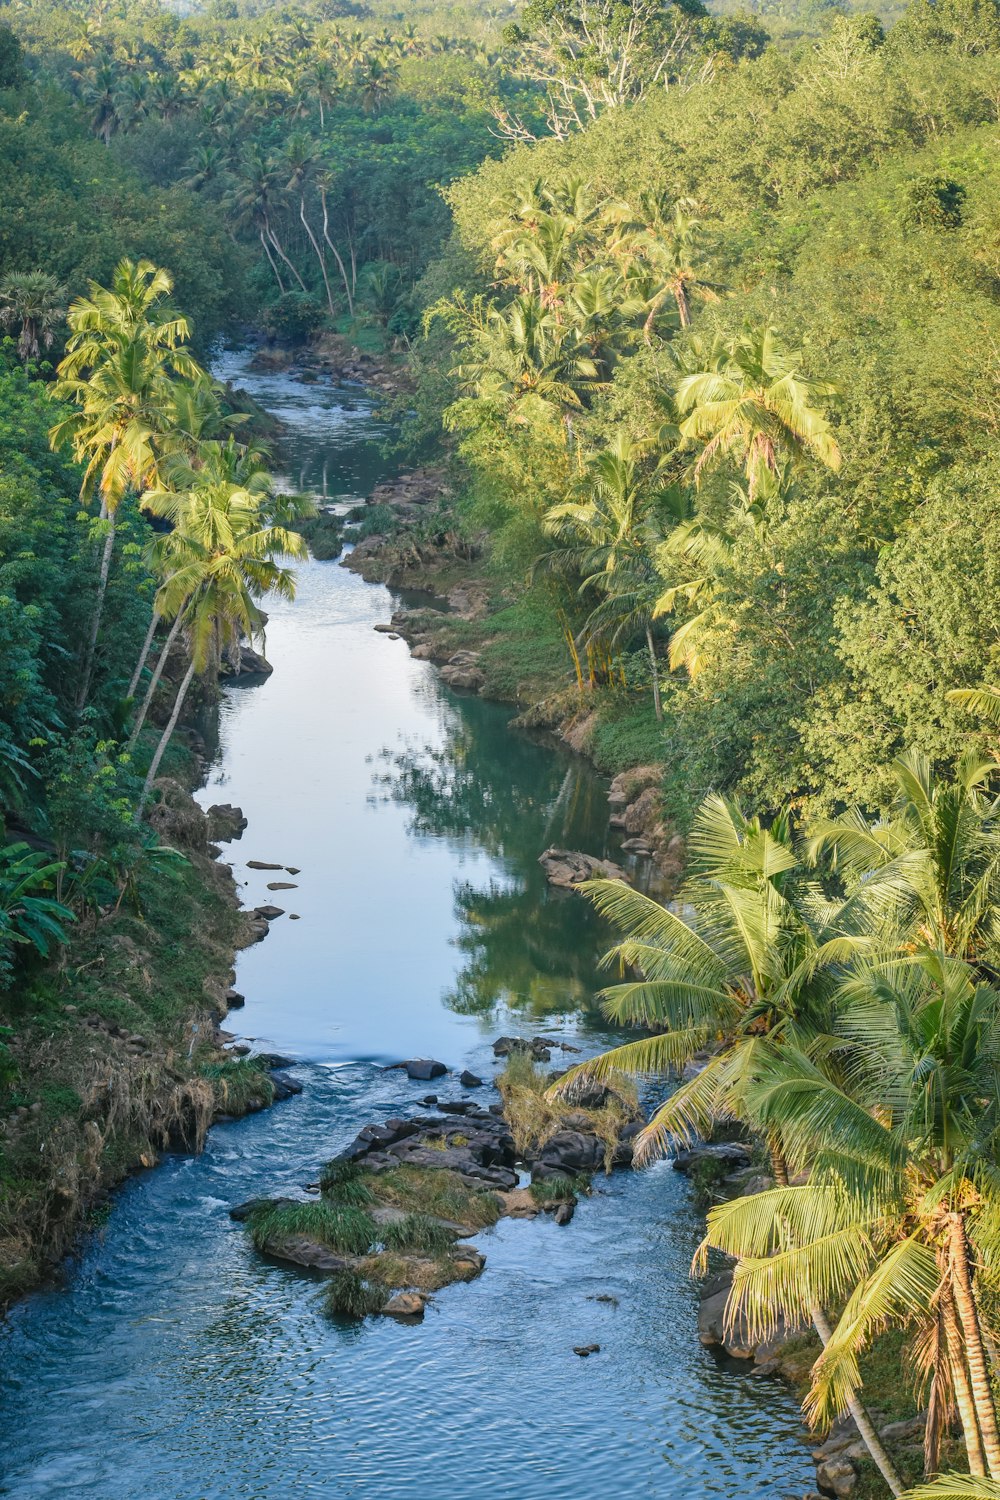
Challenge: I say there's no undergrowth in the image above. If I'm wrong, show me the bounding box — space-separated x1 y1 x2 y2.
247 1201 377 1256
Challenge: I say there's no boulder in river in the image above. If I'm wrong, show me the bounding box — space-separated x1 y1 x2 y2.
385 1057 448 1081
254 904 285 920
207 804 247 842
538 848 629 888
333 1107 517 1192
460 1070 484 1088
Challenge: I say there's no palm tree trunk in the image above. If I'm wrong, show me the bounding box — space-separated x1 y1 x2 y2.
77 507 116 713
645 623 663 721
320 187 354 316
299 197 336 318
941 1275 989 1476
675 280 691 328
811 1305 905 1496
949 1212 1000 1478
138 655 197 812
127 610 160 700
264 215 307 293
129 609 186 746
259 229 286 293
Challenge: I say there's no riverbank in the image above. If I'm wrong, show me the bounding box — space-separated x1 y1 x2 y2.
0 771 294 1313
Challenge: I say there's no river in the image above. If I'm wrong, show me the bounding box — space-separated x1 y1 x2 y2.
0 352 814 1499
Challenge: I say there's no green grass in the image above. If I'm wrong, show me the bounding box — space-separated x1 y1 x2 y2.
319 1158 376 1207
246 1200 377 1256
296 511 343 560
586 691 667 774
198 1057 274 1114
381 1213 456 1254
346 502 399 538
324 1270 388 1319
528 1175 586 1205
372 1166 502 1229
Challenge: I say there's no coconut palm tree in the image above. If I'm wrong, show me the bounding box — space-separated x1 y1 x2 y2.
704 950 1000 1481
553 792 904 1490
806 749 1000 963
449 293 601 445
903 1482 1000 1498
137 477 307 809
542 434 669 718
0 271 66 362
675 325 841 501
613 192 721 338
50 259 205 712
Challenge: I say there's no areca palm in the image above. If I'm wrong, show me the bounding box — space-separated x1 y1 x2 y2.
704 951 1000 1481
50 259 205 712
675 325 841 502
807 749 1000 963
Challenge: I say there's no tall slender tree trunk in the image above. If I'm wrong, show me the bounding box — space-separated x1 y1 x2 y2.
129 608 186 746
138 655 197 812
128 610 160 700
300 198 336 318
77 505 116 714
811 1305 905 1496
950 1212 1000 1478
260 229 286 292
264 215 307 293
675 281 691 328
320 188 354 316
941 1276 989 1477
645 623 663 721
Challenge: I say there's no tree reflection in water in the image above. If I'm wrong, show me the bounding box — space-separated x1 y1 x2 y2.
372 694 616 1025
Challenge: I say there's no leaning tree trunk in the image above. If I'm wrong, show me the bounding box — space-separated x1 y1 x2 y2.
129 609 186 746
811 1304 905 1497
127 610 160 700
645 623 663 721
300 197 336 318
941 1274 989 1476
320 187 354 316
259 229 286 293
138 655 197 813
950 1212 1000 1478
77 505 116 714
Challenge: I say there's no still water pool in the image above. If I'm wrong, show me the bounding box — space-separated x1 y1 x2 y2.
0 354 814 1500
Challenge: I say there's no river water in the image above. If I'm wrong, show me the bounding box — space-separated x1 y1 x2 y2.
0 354 814 1499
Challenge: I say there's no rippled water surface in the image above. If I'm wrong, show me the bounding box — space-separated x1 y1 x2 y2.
0 353 814 1499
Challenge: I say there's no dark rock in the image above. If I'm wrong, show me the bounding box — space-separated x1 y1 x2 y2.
266 881 298 890
460 1070 484 1088
333 1108 518 1194
573 1344 600 1357
207 803 247 842
531 1130 605 1179
224 988 245 1009
403 1058 448 1081
269 1070 303 1101
439 1100 476 1115
672 1142 753 1176
419 1095 438 1106
286 866 301 874
538 848 629 888
253 1052 296 1070
551 1201 575 1226
229 1195 299 1222
222 646 272 679
254 903 285 920
247 860 284 870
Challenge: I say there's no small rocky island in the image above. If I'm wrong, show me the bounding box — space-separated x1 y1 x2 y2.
233 1038 643 1321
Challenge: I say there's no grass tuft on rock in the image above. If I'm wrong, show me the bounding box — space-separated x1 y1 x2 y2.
499 1053 638 1169
319 1157 375 1207
372 1166 502 1229
528 1175 586 1204
324 1270 388 1319
247 1200 377 1256
381 1213 455 1255
199 1057 275 1115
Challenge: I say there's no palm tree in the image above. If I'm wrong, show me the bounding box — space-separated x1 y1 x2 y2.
902 1482 1000 1498
553 794 907 1493
281 132 337 319
137 476 307 809
50 259 205 712
80 58 121 146
704 951 1000 1481
226 147 306 294
614 192 721 338
0 271 66 362
448 293 601 446
296 54 339 129
675 325 841 501
807 749 1000 962
542 435 668 718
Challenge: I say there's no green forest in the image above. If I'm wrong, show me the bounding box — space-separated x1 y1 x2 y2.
6 0 1000 1495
